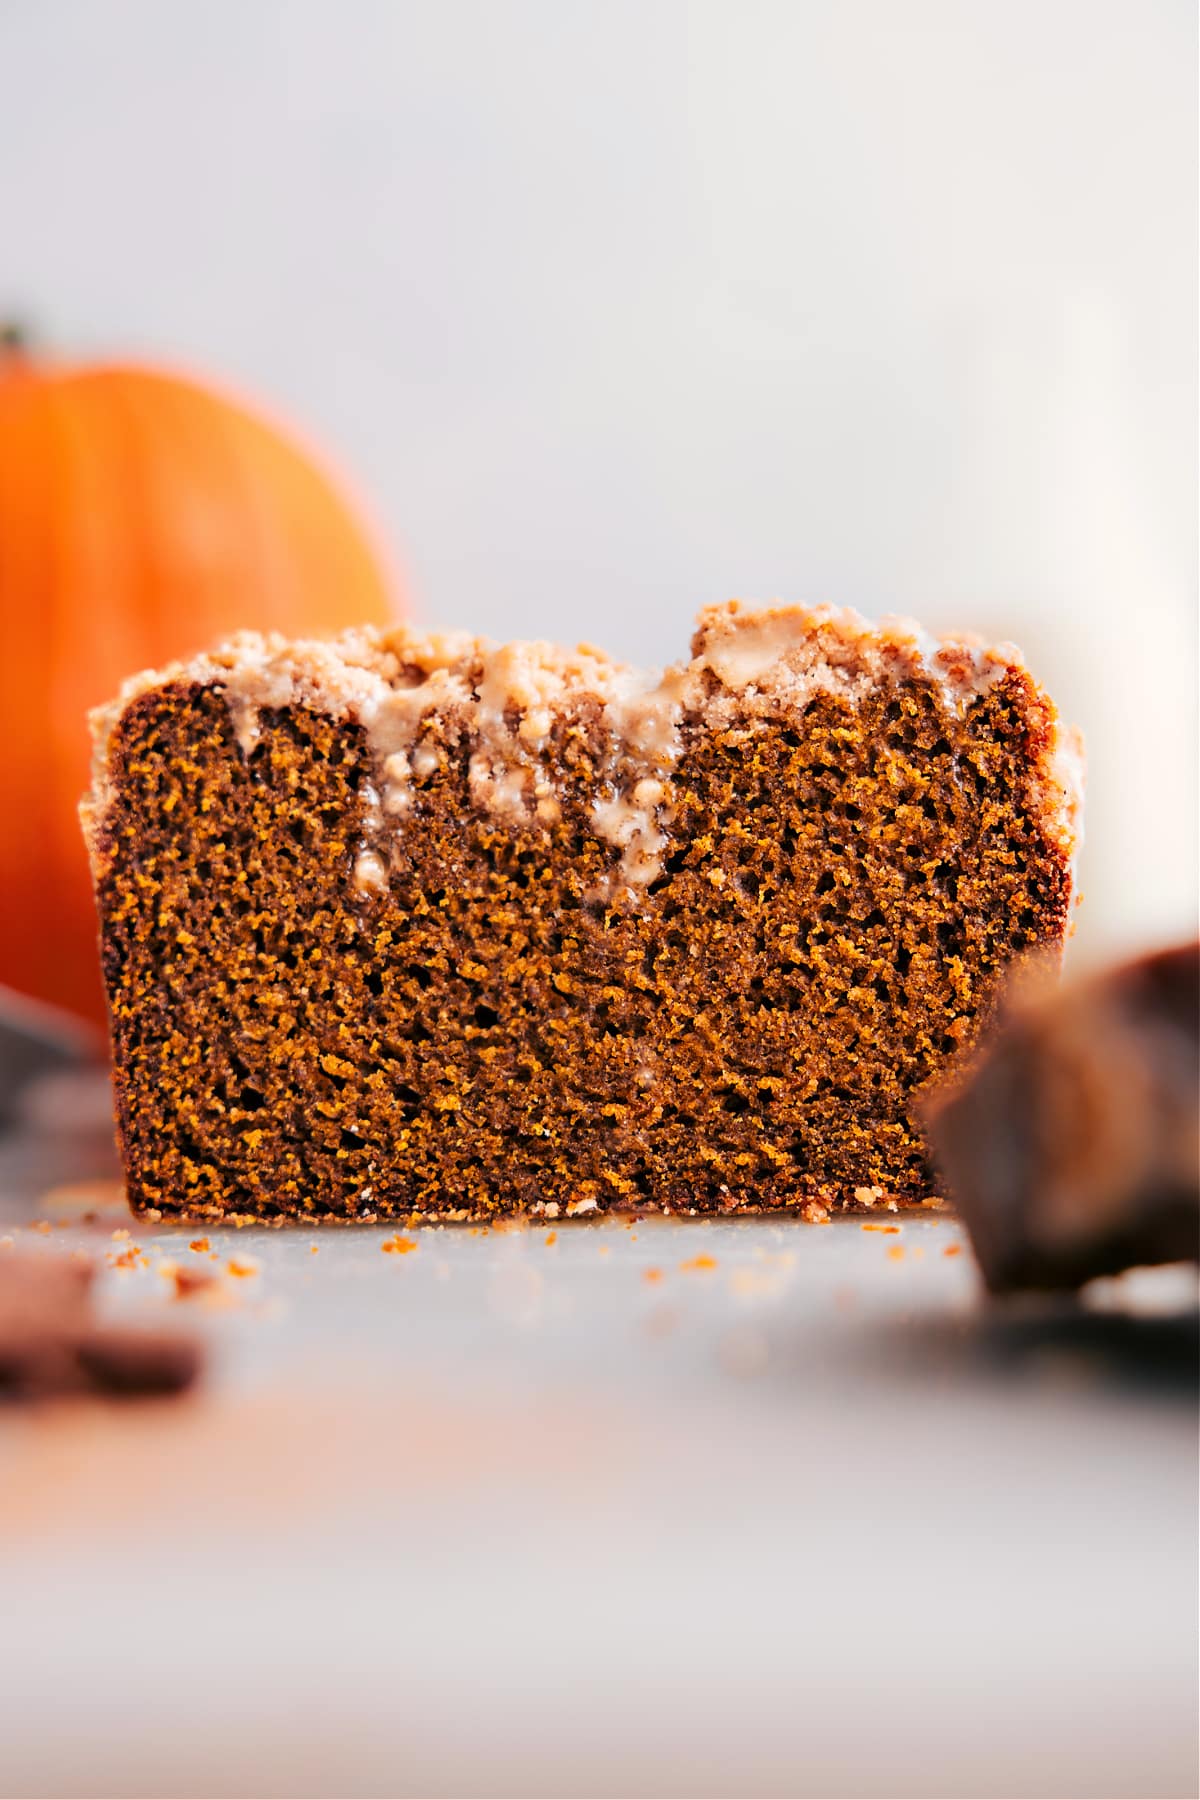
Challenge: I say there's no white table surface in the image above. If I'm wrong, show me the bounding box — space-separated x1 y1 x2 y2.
0 1081 1196 1800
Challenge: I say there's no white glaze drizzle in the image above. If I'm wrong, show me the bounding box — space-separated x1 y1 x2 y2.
84 602 1081 905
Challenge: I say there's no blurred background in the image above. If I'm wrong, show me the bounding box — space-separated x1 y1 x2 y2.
2 0 1195 970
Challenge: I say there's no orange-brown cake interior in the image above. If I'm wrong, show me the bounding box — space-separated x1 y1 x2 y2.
84 603 1081 1221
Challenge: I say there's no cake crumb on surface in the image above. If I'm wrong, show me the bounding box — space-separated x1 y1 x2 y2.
171 1263 218 1299
381 1235 417 1256
107 1246 146 1270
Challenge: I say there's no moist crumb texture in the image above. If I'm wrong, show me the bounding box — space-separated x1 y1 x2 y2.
83 602 1081 1223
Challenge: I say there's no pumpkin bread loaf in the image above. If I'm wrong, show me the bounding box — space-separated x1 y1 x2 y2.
82 602 1082 1224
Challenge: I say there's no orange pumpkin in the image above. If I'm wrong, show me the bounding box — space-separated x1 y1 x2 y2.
0 330 401 1027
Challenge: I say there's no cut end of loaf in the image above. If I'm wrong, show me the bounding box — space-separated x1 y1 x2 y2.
85 600 1082 1222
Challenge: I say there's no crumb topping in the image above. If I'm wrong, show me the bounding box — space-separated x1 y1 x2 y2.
84 600 1082 902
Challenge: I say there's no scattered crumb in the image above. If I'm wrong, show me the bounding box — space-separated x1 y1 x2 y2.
544 1231 557 1247
943 1243 963 1258
189 1238 210 1253
227 1256 260 1278
643 1267 664 1285
598 1244 611 1257
887 1244 906 1262
310 1244 320 1255
862 1223 901 1234
107 1246 147 1270
800 1200 831 1224
381 1235 417 1256
679 1254 717 1273
854 1185 884 1208
172 1264 218 1299
31 1220 52 1236
111 1228 130 1242
629 1233 638 1242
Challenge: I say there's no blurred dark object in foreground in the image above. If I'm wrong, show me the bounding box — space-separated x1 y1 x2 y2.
926 942 1199 1293
0 982 120 1237
0 1252 201 1402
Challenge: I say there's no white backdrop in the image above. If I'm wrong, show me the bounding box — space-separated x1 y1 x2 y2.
2 0 1195 958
